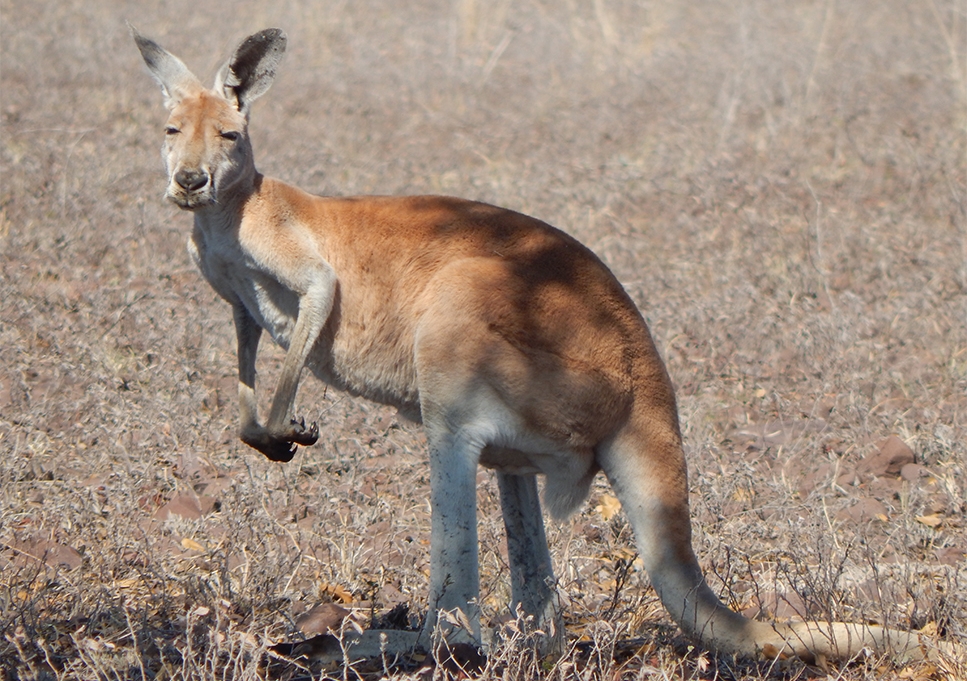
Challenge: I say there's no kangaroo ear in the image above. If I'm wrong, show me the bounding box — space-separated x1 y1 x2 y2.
131 25 202 109
214 29 287 116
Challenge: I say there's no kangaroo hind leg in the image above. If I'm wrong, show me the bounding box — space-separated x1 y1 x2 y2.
419 424 483 648
497 471 564 652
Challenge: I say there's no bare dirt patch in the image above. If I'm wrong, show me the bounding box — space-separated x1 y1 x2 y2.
2 1 965 679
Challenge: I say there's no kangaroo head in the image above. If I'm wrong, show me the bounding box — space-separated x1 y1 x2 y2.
133 27 286 211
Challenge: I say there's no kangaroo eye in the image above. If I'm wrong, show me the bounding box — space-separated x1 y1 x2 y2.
165 126 180 136
220 131 240 142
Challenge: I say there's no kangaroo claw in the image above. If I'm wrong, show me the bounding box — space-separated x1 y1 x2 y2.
289 417 320 446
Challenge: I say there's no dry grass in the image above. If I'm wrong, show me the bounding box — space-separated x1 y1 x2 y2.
1 0 965 679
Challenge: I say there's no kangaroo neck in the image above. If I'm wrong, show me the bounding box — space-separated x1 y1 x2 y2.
193 171 263 233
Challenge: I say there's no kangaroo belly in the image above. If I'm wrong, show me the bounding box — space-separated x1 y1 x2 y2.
321 327 421 414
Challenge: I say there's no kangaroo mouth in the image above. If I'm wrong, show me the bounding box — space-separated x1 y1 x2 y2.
167 190 215 211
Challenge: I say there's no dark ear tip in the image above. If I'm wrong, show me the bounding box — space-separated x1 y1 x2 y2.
128 23 145 44
261 28 287 51
131 26 163 61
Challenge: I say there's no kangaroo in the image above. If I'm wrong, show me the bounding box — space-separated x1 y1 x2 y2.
133 27 952 664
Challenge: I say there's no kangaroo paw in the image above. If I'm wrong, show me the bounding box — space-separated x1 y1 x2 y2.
241 431 299 462
287 417 319 446
240 419 318 462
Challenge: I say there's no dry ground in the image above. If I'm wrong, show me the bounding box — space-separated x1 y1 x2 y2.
1 1 966 679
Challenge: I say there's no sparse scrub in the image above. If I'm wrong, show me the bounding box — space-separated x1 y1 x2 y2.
1 1 965 679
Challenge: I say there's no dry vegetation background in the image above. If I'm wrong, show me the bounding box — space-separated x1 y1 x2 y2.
1 0 966 679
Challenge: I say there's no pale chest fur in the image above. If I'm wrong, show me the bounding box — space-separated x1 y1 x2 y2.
188 224 299 347
187 219 422 415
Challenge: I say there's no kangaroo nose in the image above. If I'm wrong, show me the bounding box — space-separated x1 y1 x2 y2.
174 169 209 192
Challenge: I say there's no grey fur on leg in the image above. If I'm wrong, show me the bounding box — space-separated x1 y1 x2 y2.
497 472 563 653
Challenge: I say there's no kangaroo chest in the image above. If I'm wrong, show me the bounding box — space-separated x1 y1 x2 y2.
188 223 299 348
187 220 421 414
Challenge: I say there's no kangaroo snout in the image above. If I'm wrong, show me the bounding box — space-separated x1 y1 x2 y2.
168 167 213 210
174 168 209 192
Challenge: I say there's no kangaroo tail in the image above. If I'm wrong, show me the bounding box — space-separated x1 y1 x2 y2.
596 407 955 662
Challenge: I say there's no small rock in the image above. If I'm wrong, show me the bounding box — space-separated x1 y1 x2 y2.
836 470 857 487
857 435 915 479
934 547 964 566
13 538 83 570
154 493 219 520
799 463 832 497
877 435 915 474
741 590 809 619
836 497 889 523
154 494 202 520
869 476 903 497
295 603 351 637
900 463 926 482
